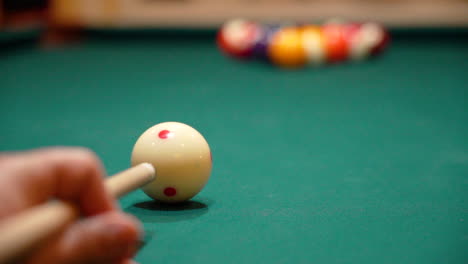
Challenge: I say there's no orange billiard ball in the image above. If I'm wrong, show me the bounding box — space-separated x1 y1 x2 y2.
268 27 307 68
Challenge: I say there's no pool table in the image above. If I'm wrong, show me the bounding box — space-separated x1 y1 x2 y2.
1 28 467 264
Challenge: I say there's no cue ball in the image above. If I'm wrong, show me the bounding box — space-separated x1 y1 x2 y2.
131 122 212 203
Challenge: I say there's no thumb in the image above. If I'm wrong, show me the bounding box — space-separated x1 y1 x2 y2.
27 212 141 264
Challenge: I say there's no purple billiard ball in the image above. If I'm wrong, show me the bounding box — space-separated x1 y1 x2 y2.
252 25 280 61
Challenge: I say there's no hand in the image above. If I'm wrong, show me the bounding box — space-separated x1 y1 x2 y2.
0 148 141 264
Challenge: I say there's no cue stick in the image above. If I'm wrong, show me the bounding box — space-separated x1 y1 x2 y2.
0 163 155 263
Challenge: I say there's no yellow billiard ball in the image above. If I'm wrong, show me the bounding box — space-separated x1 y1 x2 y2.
131 122 212 203
268 27 307 68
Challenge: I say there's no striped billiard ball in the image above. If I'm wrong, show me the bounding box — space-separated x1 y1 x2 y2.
217 19 262 59
301 25 326 65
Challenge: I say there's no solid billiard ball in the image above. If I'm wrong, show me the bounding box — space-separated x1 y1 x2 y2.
131 122 212 203
251 25 280 61
301 25 326 65
217 19 262 59
321 23 349 63
268 27 307 68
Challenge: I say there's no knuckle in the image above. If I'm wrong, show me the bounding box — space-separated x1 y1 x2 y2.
73 148 99 163
45 147 103 177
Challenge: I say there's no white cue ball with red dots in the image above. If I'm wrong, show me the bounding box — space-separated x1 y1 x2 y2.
131 122 212 203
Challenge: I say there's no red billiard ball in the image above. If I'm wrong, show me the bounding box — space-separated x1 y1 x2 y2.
217 19 262 59
321 23 349 63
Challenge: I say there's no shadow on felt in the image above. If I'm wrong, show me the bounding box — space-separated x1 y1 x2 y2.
124 198 213 223
133 200 207 211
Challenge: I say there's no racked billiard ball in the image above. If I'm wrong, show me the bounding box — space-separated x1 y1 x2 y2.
131 122 212 203
301 25 326 65
268 27 307 68
251 25 280 61
321 23 349 63
345 22 390 60
217 19 262 59
365 23 390 56
342 23 366 61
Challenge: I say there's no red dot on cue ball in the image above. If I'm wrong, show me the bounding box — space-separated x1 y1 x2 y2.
164 187 177 197
158 130 172 139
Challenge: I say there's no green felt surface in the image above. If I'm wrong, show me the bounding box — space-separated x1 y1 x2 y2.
1 31 467 264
